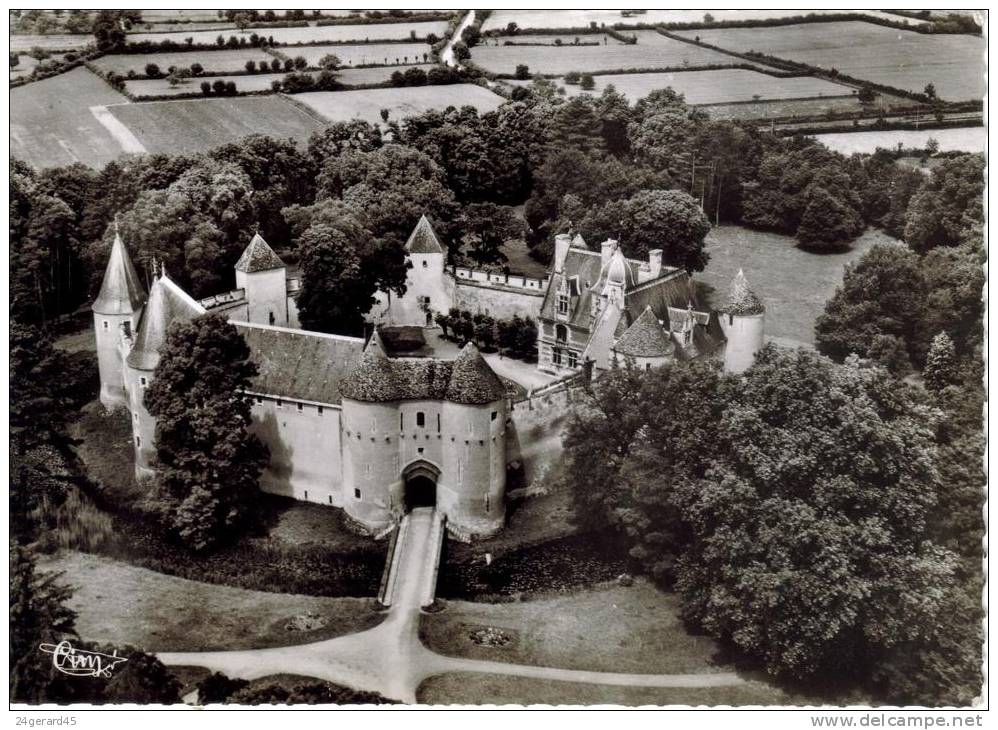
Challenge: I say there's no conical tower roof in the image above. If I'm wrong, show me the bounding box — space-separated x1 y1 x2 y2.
340 330 402 402
235 233 285 273
445 342 506 405
93 232 146 315
125 275 205 371
613 305 674 358
724 268 765 316
404 214 444 254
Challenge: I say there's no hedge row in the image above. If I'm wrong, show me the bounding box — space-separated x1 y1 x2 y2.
778 118 984 138
119 33 438 55
315 11 453 27
9 49 103 88
495 62 807 81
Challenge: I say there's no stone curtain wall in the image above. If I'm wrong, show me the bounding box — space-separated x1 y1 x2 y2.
454 279 545 320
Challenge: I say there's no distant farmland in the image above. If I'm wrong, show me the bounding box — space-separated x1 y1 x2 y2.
810 126 985 155
125 20 449 46
293 84 506 125
674 22 985 100
105 95 324 155
335 64 439 85
92 49 277 76
124 73 289 98
470 31 764 75
507 68 850 104
10 67 132 169
704 93 914 122
292 42 433 67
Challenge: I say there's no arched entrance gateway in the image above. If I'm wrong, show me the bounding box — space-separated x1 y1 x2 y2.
401 460 439 511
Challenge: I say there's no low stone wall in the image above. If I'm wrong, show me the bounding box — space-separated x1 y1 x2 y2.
506 382 588 488
454 279 545 320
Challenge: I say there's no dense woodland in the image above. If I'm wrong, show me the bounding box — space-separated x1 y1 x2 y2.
9 79 984 705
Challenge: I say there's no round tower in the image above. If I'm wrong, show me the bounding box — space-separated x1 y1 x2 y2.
93 230 146 412
720 268 765 374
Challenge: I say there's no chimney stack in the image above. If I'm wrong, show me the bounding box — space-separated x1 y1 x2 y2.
648 249 663 279
600 239 617 268
553 233 572 273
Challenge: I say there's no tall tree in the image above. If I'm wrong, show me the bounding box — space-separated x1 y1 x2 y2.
904 154 985 253
145 314 268 551
460 203 520 266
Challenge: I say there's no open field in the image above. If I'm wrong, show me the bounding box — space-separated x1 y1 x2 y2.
810 126 986 155
698 225 895 348
38 551 383 653
106 95 324 155
92 48 277 76
675 22 985 101
10 66 132 169
509 68 850 104
126 20 449 46
337 64 439 85
705 93 913 122
131 21 235 34
471 30 762 76
292 42 433 68
417 673 799 706
124 73 288 98
481 9 927 32
9 33 92 51
294 84 506 125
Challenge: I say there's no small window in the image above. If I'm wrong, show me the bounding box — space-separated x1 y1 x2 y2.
317 406 324 416
437 413 441 432
269 311 275 325
133 412 138 423
568 350 578 368
552 347 563 366
485 495 490 512
297 403 304 413
421 260 428 268
135 435 141 447
304 490 308 500
418 447 424 455
139 376 147 387
366 464 371 476
328 495 333 504
256 396 263 404
491 411 497 421
729 313 734 326
354 488 361 500
557 294 569 315
416 412 425 427
122 321 131 337
102 320 109 330
555 324 568 343
400 413 404 430
276 399 283 409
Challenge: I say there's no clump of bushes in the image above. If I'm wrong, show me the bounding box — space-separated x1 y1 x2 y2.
200 79 238 96
435 308 537 361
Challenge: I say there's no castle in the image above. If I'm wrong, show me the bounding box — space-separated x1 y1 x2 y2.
93 216 764 540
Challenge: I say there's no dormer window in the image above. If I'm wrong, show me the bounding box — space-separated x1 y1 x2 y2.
555 324 568 344
557 293 569 315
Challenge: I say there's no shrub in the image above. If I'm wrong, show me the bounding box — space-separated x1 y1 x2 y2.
270 58 281 72
200 81 211 95
293 55 307 70
564 70 581 85
514 63 529 80
579 73 595 90
212 79 226 94
144 62 161 78
225 80 236 95
190 62 203 76
245 60 256 73
284 58 294 71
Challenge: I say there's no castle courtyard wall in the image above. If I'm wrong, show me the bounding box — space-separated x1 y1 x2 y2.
454 280 545 321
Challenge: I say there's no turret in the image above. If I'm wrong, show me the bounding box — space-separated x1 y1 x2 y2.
719 268 765 374
93 230 146 411
396 214 449 326
235 233 288 327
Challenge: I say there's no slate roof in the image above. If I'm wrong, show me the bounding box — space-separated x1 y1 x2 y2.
235 233 285 273
125 276 205 371
613 306 674 358
624 272 696 323
405 215 445 255
93 233 146 315
724 268 765 316
237 323 365 405
342 337 505 405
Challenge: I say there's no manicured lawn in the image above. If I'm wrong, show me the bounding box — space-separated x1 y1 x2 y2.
417 672 800 706
675 22 985 101
508 68 850 104
422 581 728 675
10 66 132 169
92 49 277 76
106 95 324 155
471 31 749 75
811 126 985 155
698 225 897 348
293 84 506 125
38 551 383 653
126 21 449 46
291 42 433 68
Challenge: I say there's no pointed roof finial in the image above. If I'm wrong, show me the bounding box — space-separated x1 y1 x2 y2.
113 212 120 236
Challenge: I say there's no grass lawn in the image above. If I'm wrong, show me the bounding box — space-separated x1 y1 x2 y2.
336 63 438 85
126 20 449 46
472 31 750 76
293 84 506 125
698 225 897 348
10 67 131 169
106 95 324 156
422 580 730 675
293 42 433 68
38 550 384 652
508 68 850 104
675 22 985 101
92 49 277 76
417 672 801 706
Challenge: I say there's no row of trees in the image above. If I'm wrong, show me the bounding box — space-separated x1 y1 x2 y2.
435 308 538 361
